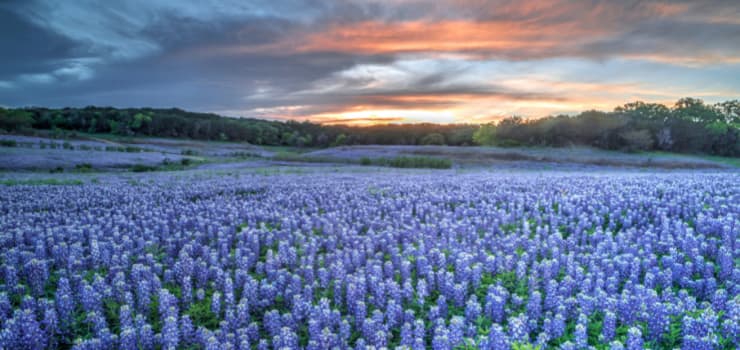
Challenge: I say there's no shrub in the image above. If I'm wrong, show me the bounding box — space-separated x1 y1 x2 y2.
0 140 17 147
273 151 303 162
387 156 452 169
620 129 654 152
421 133 446 145
74 163 94 172
473 123 496 146
131 164 157 172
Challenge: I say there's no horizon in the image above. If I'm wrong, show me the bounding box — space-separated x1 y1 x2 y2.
2 95 733 128
2 1 740 125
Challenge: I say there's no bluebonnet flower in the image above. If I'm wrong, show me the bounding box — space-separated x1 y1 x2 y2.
400 322 414 347
42 307 58 345
273 327 298 349
437 295 448 318
574 323 587 349
717 246 732 281
647 302 669 341
526 291 542 323
551 312 566 339
483 324 509 350
55 277 75 331
87 311 107 336
432 325 450 350
449 316 464 347
138 323 155 350
453 283 466 307
81 283 102 313
386 299 403 328
354 301 366 328
416 279 428 304
508 314 529 343
264 310 282 338
24 259 48 296
560 341 576 350
1 165 737 348
161 315 179 349
119 326 137 350
625 327 643 350
205 336 221 350
180 315 194 345
602 311 616 342
2 308 47 349
209 291 221 317
0 293 10 322
339 319 351 346
683 309 719 349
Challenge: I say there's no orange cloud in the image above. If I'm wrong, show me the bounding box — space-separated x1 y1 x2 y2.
295 20 587 55
220 19 609 59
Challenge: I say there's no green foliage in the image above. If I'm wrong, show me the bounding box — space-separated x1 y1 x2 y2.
421 132 446 145
0 139 17 147
331 133 347 147
0 178 83 186
103 299 121 334
473 123 496 146
74 163 94 172
673 97 723 123
185 290 220 330
619 129 654 152
131 112 152 130
0 110 34 131
616 101 670 121
0 98 737 155
364 156 452 169
273 151 303 162
131 164 158 172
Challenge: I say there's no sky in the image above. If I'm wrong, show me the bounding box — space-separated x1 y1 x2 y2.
1 0 739 125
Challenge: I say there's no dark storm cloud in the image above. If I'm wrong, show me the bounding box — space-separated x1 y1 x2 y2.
0 4 92 83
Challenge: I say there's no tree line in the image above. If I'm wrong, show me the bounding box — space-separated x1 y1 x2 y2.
0 97 738 156
473 98 739 156
0 106 477 147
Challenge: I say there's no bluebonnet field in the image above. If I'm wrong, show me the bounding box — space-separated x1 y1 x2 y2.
0 171 738 349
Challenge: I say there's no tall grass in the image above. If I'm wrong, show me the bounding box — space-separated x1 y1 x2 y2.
0 178 84 186
273 152 452 169
362 156 452 169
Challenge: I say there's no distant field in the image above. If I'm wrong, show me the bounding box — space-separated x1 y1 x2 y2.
0 134 737 349
1 134 736 172
308 145 734 170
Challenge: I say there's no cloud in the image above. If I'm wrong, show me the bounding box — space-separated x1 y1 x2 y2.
0 0 739 123
221 1 740 66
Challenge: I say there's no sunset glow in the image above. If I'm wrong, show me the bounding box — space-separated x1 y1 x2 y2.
2 0 740 124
